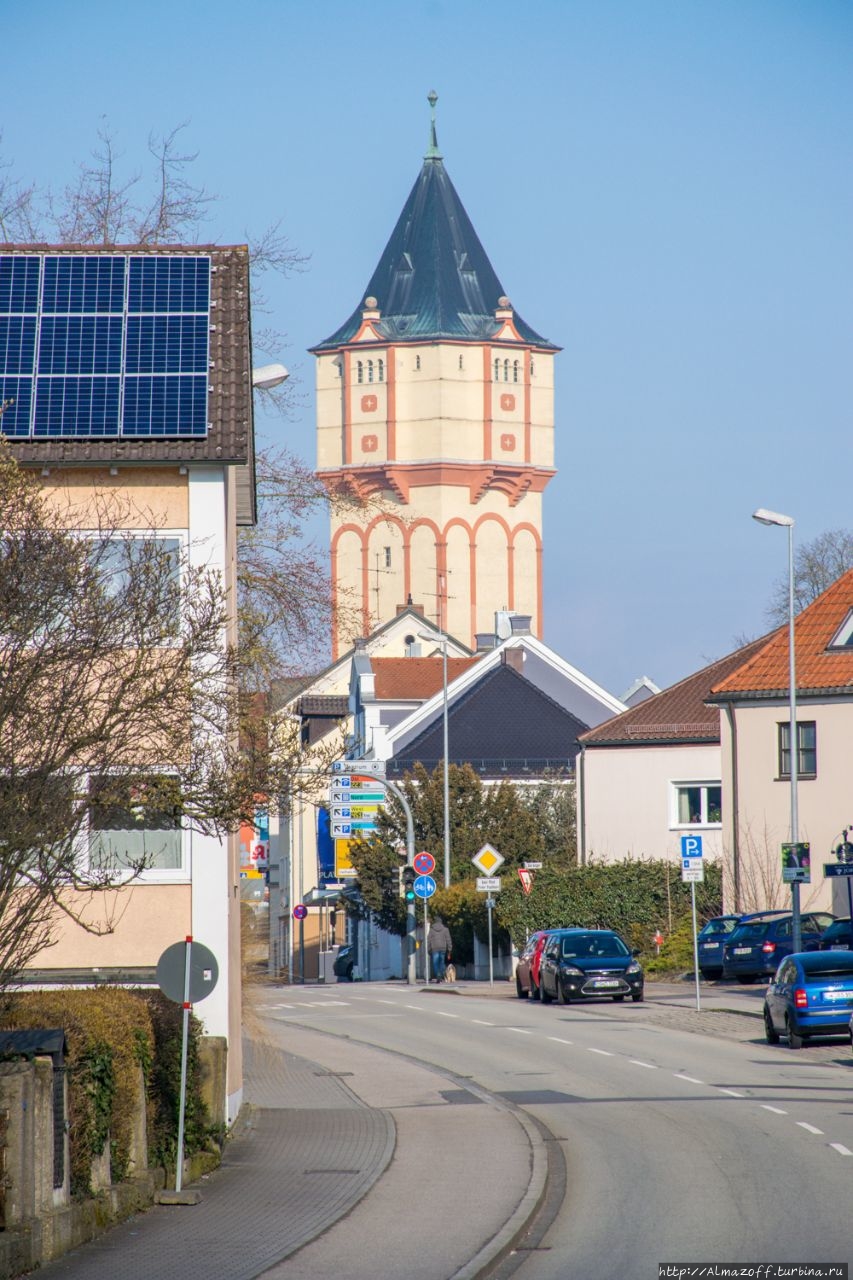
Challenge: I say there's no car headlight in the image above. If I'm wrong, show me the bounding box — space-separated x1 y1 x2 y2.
626 961 642 975
560 965 584 977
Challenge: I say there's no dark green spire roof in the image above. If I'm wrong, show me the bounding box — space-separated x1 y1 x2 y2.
313 101 556 352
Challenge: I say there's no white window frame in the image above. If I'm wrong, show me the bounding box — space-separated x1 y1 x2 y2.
670 780 722 830
85 767 190 883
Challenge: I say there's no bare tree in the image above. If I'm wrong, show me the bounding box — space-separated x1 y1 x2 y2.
766 528 853 625
0 443 333 990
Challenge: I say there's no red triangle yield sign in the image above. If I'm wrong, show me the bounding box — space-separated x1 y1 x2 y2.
518 868 533 895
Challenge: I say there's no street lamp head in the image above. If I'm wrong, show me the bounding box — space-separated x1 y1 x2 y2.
252 363 290 390
752 508 794 528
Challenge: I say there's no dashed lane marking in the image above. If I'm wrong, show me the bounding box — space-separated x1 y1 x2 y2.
435 1011 459 1018
588 1048 613 1057
472 1020 495 1026
761 1105 788 1115
629 1060 657 1069
796 1122 824 1135
718 1088 745 1098
830 1143 853 1156
507 1028 532 1035
674 1074 704 1084
548 1037 574 1045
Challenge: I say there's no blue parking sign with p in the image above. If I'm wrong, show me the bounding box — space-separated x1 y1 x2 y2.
681 835 703 859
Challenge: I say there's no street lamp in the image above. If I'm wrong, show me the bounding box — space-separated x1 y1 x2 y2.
752 507 801 951
252 363 289 390
419 630 451 888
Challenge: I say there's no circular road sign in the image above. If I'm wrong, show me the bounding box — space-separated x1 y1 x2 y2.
293 904 308 920
413 874 436 899
413 851 436 876
156 940 219 1005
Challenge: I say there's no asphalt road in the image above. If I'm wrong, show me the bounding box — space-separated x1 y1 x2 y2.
269 982 853 1279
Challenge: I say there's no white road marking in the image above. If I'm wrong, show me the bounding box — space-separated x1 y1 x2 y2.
588 1048 613 1057
674 1074 703 1084
507 1027 532 1035
796 1122 824 1135
404 1005 422 1011
376 1000 398 1005
435 1011 459 1018
548 1036 573 1045
830 1143 853 1156
629 1060 657 1069
718 1088 745 1098
472 1020 494 1026
761 1105 788 1115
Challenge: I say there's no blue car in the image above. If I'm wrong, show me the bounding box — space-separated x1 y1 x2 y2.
539 928 644 1004
722 911 834 982
697 915 742 978
764 951 853 1048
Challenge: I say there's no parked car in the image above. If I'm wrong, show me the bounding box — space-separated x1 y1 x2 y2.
539 928 644 1004
697 915 742 978
763 951 853 1048
723 912 835 983
817 918 853 951
333 944 355 981
515 930 557 1000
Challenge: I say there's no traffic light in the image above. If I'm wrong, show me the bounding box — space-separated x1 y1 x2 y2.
402 865 417 903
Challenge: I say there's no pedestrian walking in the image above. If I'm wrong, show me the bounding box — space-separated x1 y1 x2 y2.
428 916 452 982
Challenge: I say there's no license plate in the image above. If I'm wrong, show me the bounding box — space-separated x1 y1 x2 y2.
591 979 620 988
821 990 853 1002
831 944 851 951
703 942 720 950
734 947 751 955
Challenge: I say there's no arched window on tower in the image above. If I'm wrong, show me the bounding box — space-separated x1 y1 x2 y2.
513 360 519 383
458 353 464 370
530 357 535 377
367 360 374 383
503 359 510 382
357 361 364 384
494 357 500 381
416 354 421 371
378 358 384 383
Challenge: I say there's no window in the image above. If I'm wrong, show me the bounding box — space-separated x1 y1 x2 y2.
377 358 384 383
530 358 535 377
673 783 722 826
88 773 183 873
493 357 499 381
778 721 817 778
828 610 853 649
458 354 464 370
513 360 519 383
367 360 374 383
503 359 509 382
416 355 421 371
356 361 364 384
89 535 181 637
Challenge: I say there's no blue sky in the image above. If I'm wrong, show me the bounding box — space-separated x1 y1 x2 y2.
5 0 852 695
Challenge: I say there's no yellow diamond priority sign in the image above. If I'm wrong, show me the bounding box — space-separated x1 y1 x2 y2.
472 843 505 876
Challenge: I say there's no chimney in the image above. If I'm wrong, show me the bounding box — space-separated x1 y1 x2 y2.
397 600 425 617
509 615 532 636
501 648 525 673
475 633 497 652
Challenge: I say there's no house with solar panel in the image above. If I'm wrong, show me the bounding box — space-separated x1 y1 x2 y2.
0 245 253 1125
312 94 559 659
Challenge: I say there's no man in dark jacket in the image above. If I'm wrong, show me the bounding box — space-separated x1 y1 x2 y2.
428 917 452 982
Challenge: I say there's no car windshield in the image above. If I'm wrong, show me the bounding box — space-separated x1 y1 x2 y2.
823 921 852 940
800 954 853 977
699 918 738 938
561 933 628 959
730 921 772 942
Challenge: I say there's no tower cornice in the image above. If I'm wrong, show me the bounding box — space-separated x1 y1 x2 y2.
319 461 556 507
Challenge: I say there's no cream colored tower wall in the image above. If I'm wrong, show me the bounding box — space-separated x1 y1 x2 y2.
445 523 472 639
475 517 510 633
408 522 439 621
513 527 540 622
366 518 406 632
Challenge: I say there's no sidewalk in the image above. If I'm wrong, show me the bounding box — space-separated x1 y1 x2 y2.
36 984 546 1280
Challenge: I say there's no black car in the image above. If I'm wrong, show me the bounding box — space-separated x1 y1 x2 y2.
333 944 355 981
722 912 835 983
539 928 644 1004
697 915 742 978
817 918 853 951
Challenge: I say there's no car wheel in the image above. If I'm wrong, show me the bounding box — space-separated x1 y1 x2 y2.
613 995 625 1002
556 980 567 1005
541 981 553 1005
531 981 541 1002
786 1016 805 1050
763 1007 779 1044
345 964 354 982
516 974 528 999
736 975 755 985
632 991 644 1003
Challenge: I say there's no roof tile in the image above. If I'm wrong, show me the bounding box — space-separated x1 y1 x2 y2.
371 656 480 701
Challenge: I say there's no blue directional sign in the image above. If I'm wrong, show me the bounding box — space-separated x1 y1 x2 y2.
825 864 853 877
681 835 703 859
413 874 436 899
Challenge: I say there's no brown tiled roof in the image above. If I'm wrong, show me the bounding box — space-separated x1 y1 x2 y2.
1 243 253 468
371 656 480 700
296 694 349 716
711 568 853 698
580 634 772 746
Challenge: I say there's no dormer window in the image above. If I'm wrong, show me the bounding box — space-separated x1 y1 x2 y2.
357 360 364 384
828 609 853 649
378 358 385 383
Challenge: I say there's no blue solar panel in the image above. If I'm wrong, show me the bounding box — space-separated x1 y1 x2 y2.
33 376 121 437
0 253 210 439
0 258 40 313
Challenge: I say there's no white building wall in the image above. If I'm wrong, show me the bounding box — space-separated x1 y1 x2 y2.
581 743 725 864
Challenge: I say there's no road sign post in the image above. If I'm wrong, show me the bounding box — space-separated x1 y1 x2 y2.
473 867 502 987
680 835 703 1013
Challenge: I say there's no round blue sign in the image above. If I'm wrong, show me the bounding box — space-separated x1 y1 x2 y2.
293 904 308 920
413 874 436 899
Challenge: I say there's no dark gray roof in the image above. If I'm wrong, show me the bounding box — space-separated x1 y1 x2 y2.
313 156 556 352
389 662 585 778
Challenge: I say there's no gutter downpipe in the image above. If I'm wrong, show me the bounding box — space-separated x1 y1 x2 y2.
724 701 740 911
578 745 587 867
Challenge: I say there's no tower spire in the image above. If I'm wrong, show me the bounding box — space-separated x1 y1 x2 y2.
425 90 442 160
